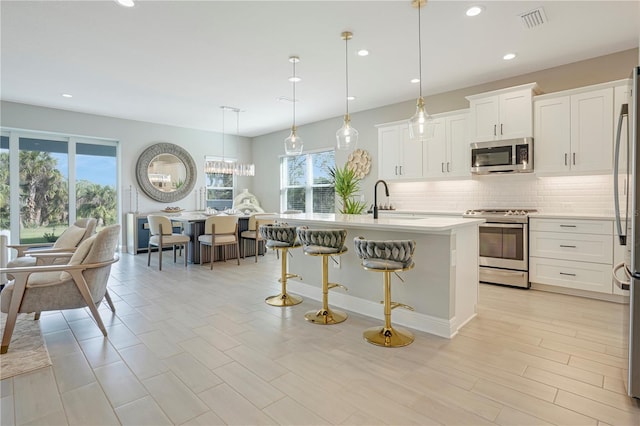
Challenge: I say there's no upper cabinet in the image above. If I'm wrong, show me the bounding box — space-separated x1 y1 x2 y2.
466 83 538 142
534 81 623 174
423 110 470 178
377 121 422 180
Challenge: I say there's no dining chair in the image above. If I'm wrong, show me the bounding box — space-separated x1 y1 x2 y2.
240 213 276 262
147 215 190 270
198 215 240 269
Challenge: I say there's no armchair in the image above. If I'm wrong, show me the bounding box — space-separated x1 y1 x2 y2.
7 218 97 267
0 224 120 354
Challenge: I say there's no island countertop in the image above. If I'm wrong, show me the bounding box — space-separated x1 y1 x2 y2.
278 213 484 233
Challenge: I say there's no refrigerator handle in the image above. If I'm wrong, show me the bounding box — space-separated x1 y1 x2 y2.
614 103 629 245
612 261 631 291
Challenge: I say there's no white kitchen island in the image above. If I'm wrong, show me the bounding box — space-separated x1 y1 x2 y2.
277 213 484 338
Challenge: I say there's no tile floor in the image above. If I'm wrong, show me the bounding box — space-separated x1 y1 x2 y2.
1 250 639 425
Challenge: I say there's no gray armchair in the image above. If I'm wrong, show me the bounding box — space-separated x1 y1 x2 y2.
7 218 97 267
0 224 120 354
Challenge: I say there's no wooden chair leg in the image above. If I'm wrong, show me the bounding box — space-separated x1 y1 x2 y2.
184 243 188 267
104 290 116 312
236 240 240 265
69 271 107 337
174 245 177 263
2 274 29 353
210 245 214 270
255 238 258 263
147 243 152 266
158 245 163 271
34 312 41 320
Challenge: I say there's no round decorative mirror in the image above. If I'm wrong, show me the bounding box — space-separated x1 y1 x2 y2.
136 143 197 203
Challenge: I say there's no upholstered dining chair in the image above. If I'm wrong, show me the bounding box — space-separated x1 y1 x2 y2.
240 213 276 262
0 224 120 354
7 218 97 267
198 215 240 269
147 215 190 270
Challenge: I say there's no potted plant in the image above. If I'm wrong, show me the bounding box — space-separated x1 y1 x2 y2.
329 164 367 215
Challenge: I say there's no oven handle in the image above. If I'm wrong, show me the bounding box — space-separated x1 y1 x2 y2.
479 223 525 229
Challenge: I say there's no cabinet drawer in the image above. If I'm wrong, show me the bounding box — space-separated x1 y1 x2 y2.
529 231 612 264
529 218 612 235
529 257 612 293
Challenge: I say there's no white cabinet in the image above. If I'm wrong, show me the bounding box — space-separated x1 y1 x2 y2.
529 218 615 294
466 83 538 142
534 84 616 174
377 121 422 180
423 110 470 178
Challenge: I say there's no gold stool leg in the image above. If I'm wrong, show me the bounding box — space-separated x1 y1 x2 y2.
363 271 414 347
265 247 302 306
305 255 347 324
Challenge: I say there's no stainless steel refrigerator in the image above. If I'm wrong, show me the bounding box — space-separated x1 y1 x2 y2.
613 65 640 399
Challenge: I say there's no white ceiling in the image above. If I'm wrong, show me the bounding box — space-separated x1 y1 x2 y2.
1 0 638 137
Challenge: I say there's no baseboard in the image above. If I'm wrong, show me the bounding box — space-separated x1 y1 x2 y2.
287 280 459 339
531 282 629 304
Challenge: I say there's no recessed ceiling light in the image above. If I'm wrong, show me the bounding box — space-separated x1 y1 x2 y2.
347 96 356 101
62 93 73 98
357 49 369 57
465 6 484 17
288 76 301 83
410 78 420 84
503 52 517 60
115 0 135 7
276 96 298 103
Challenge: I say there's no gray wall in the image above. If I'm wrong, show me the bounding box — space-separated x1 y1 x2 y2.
252 48 639 212
0 101 253 214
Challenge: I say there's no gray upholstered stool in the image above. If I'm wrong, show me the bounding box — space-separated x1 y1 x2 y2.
259 224 303 307
297 228 348 325
353 237 416 347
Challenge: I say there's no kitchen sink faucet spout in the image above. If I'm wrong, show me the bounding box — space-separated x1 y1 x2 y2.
373 180 389 219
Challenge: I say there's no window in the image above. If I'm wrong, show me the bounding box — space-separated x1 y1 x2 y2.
1 130 118 244
205 157 234 210
281 150 335 213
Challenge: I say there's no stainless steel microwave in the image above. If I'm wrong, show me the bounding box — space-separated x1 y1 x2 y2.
470 137 534 174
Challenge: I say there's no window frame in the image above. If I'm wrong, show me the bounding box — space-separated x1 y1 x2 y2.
204 156 236 211
280 148 335 213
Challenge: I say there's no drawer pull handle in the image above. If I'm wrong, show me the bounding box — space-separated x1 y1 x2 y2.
559 272 576 277
559 245 577 248
559 225 576 228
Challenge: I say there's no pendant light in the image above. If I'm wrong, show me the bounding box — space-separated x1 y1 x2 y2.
408 0 434 142
336 31 358 151
205 106 255 176
284 56 303 155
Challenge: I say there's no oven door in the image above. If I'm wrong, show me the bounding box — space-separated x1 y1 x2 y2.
479 223 528 270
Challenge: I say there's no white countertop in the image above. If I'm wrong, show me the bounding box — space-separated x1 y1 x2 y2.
279 213 484 233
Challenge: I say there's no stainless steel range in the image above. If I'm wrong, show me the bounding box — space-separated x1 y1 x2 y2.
464 209 536 288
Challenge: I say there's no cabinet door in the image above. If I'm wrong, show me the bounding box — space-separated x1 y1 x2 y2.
398 125 423 178
378 125 401 179
446 113 470 177
570 88 614 173
499 89 533 139
534 96 571 173
423 118 446 178
469 96 499 142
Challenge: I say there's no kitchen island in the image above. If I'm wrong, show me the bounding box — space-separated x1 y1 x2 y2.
278 213 484 338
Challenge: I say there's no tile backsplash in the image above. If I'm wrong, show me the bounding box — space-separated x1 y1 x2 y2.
388 174 614 215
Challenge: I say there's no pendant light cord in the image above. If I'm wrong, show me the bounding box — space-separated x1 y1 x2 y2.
292 60 296 127
418 2 423 98
221 107 226 160
345 36 349 115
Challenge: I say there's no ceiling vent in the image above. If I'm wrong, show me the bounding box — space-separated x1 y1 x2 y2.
518 7 547 29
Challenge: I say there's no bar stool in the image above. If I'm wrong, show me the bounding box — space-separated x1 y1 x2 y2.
297 228 348 325
353 237 416 347
259 224 303 307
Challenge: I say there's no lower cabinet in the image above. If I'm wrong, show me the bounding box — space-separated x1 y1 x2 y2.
529 218 617 295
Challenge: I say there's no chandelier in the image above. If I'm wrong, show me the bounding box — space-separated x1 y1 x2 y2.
205 106 255 176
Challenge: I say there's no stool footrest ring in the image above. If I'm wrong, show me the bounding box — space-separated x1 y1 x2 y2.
278 273 301 283
327 282 348 291
390 302 414 311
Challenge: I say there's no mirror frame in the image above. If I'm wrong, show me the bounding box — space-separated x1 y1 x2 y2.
136 142 197 203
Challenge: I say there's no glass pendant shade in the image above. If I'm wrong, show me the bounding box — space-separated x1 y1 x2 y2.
408 96 434 141
284 125 303 155
336 114 358 151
